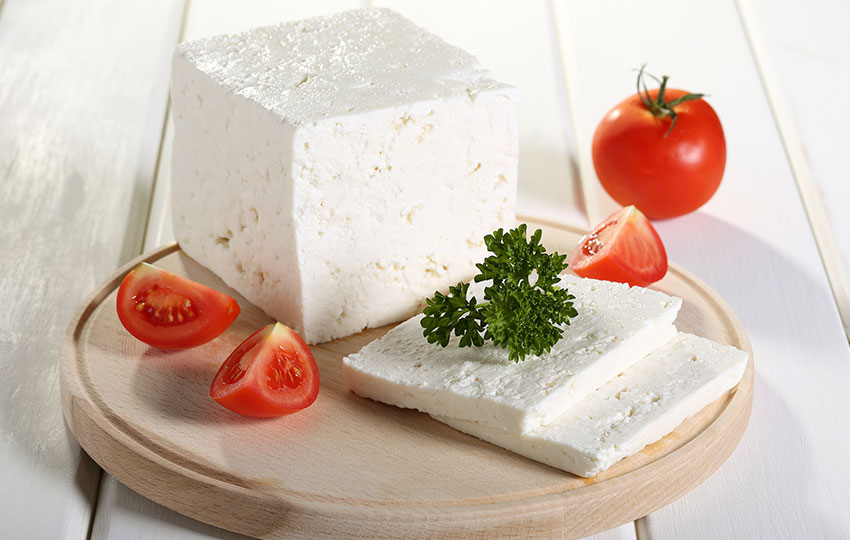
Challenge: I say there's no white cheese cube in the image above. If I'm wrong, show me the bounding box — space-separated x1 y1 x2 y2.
170 8 518 344
342 275 682 433
435 333 748 477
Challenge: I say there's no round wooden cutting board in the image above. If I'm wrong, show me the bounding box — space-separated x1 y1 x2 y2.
60 220 753 540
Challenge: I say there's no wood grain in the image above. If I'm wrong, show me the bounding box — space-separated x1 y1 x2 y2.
62 222 753 540
0 0 183 538
553 0 850 538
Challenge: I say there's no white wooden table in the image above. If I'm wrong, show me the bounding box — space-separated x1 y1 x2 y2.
2 0 849 538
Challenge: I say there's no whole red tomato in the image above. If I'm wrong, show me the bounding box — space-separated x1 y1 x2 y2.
592 69 726 219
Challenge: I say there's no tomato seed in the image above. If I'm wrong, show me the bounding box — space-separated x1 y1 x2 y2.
267 362 285 391
266 348 304 390
222 360 247 385
283 366 302 389
582 220 618 256
583 234 604 256
131 285 199 326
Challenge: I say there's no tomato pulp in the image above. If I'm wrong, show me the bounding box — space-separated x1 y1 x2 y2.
568 206 667 287
210 323 320 418
592 87 726 220
116 263 240 349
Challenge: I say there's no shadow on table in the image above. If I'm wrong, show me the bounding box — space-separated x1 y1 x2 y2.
129 346 252 425
518 144 585 218
651 211 850 537
656 211 844 356
92 474 251 539
644 372 848 538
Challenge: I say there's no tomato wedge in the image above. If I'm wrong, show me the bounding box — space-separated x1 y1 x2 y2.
210 323 320 418
116 262 240 349
568 206 667 287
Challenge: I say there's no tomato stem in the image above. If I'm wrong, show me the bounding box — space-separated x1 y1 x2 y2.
635 64 705 137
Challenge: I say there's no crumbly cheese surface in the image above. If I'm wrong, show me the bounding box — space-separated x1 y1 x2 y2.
342 275 682 434
435 333 748 477
175 8 509 124
170 8 518 344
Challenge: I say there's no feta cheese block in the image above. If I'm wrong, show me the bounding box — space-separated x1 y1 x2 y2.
170 8 518 344
342 275 682 434
434 332 748 477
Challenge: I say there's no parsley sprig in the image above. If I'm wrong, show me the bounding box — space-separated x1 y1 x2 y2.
420 224 578 362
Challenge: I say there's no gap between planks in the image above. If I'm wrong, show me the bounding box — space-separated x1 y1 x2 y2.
549 0 644 538
140 0 191 251
550 1 847 537
733 0 850 342
85 472 105 540
549 0 592 229
86 2 191 539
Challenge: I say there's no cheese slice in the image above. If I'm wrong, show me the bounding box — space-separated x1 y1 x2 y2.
342 275 681 434
434 332 748 477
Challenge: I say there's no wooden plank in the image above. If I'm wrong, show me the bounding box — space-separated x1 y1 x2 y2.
367 2 617 536
375 0 586 229
95 3 371 539
142 112 175 250
553 0 850 538
735 0 850 340
90 476 249 540
371 2 627 538
589 524 638 540
0 0 183 538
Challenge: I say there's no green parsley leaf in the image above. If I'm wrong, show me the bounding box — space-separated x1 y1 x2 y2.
420 224 578 362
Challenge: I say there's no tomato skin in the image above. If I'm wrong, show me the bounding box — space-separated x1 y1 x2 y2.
210 323 320 418
116 263 240 349
568 206 667 287
592 88 726 220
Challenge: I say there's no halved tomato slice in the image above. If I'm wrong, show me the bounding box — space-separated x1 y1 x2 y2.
568 205 667 287
210 323 320 418
116 262 240 349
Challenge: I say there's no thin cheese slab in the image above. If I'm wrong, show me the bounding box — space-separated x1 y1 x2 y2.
435 332 748 477
342 275 681 434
